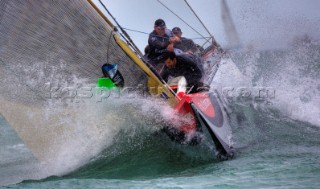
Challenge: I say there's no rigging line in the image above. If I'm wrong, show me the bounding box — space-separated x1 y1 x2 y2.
123 27 211 40
183 0 213 39
98 0 143 56
106 30 114 64
156 0 212 45
183 0 221 49
190 37 212 40
123 27 212 42
122 28 149 35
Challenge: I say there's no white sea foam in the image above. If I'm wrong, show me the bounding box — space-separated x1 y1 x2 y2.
227 41 320 127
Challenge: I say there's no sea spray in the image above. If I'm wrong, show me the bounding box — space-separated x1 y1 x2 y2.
229 37 320 127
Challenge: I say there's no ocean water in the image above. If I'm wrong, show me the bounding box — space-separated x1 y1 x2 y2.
1 40 320 188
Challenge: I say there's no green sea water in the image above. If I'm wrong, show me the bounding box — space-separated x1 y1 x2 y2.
1 104 320 188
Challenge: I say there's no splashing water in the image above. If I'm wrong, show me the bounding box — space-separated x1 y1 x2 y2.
229 37 320 127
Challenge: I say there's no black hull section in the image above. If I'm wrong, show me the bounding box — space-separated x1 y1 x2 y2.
191 92 234 158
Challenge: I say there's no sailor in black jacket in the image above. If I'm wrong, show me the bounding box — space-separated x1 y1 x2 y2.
172 27 204 55
146 19 179 71
160 51 203 90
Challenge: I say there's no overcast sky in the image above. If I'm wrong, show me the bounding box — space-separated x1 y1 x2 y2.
93 0 320 51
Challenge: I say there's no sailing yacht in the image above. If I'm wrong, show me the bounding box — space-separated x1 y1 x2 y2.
0 0 241 160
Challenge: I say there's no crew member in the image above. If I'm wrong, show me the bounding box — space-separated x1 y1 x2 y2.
172 27 204 55
145 19 179 71
161 51 206 92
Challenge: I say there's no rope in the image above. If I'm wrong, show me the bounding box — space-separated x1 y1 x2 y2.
98 0 143 57
106 30 114 64
122 27 211 41
156 0 212 45
122 28 149 35
183 0 222 50
183 1 213 40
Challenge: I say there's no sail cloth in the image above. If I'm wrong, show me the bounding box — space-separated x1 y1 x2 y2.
0 0 148 99
0 0 150 160
221 0 240 49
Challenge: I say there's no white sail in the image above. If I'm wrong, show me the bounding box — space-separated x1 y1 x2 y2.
221 0 241 49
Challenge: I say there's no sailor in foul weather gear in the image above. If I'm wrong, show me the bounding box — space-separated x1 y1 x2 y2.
171 27 203 55
145 19 179 71
160 51 207 93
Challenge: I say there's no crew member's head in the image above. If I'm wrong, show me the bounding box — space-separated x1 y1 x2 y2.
154 19 166 36
163 51 177 69
172 27 182 38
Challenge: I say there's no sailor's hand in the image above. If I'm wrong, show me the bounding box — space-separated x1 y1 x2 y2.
169 36 180 43
186 50 193 54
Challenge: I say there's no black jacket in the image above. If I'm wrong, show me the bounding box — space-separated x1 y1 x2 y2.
147 30 171 64
173 37 198 53
160 54 203 85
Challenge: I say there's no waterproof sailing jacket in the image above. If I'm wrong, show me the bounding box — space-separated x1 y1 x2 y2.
160 54 203 85
147 30 172 65
173 37 198 53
